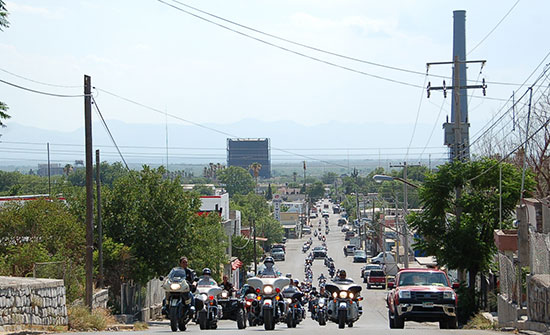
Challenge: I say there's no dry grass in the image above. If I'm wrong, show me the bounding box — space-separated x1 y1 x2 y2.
134 321 149 330
68 306 116 331
463 312 496 330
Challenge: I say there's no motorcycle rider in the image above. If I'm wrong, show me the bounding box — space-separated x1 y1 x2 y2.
259 256 277 277
221 275 234 294
163 256 196 315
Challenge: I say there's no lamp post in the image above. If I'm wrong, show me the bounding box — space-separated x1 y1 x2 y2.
373 175 419 269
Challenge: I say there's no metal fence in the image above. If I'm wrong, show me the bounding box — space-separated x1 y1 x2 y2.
530 229 550 275
121 278 164 321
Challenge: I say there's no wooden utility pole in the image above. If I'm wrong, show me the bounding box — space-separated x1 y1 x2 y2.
96 149 104 289
84 75 94 309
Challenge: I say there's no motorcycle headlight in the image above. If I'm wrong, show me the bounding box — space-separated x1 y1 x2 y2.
339 291 348 299
170 283 181 290
263 285 273 295
332 292 338 298
443 291 456 300
349 293 354 299
221 291 229 298
318 301 324 307
398 290 411 299
286 298 292 304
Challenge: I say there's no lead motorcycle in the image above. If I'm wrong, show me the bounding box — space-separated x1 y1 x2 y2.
310 296 328 326
194 277 222 329
247 275 290 330
282 287 305 328
325 279 363 328
161 268 195 332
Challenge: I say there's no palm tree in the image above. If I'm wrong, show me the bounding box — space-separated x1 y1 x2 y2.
293 172 297 183
63 164 73 176
249 162 262 194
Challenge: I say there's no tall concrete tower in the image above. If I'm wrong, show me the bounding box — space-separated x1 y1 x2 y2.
443 10 470 161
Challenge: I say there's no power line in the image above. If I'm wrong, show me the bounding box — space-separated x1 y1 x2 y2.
405 74 428 160
163 0 531 88
0 78 86 98
156 0 423 89
467 0 521 56
0 68 82 88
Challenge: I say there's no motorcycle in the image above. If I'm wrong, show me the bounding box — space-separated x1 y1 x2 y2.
311 296 328 326
217 289 246 329
325 280 363 329
160 268 195 332
282 288 305 328
194 277 222 330
302 245 309 253
328 265 336 278
247 276 290 330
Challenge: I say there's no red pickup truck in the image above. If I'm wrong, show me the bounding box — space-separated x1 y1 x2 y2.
386 269 459 329
366 269 386 289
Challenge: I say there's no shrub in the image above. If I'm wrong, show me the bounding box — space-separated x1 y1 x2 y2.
68 306 114 331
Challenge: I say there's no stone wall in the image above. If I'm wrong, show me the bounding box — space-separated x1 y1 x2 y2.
528 274 550 324
0 276 67 331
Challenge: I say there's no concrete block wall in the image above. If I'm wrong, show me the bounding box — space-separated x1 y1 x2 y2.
0 276 68 331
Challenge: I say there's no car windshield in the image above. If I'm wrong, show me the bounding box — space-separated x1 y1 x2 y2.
398 272 449 287
272 248 284 253
354 251 366 256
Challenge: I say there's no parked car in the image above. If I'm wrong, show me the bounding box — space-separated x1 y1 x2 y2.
371 252 395 265
343 244 356 256
271 243 286 252
345 231 355 241
361 264 383 283
353 250 367 263
386 269 459 329
302 226 312 235
271 247 285 261
337 218 347 226
366 269 386 289
322 211 329 218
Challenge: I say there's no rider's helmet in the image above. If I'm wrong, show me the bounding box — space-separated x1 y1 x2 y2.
293 279 300 286
285 273 292 278
202 268 212 276
264 256 274 264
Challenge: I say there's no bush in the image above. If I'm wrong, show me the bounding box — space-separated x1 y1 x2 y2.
134 321 149 330
68 306 114 331
463 312 496 330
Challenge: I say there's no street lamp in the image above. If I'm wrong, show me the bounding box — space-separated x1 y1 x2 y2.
372 174 419 269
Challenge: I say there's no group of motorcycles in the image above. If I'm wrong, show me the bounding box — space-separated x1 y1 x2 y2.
161 269 247 332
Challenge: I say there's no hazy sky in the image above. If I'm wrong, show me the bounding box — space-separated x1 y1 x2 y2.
1 0 548 164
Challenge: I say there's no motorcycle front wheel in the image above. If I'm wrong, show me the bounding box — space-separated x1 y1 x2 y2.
264 311 274 330
198 311 208 330
318 312 326 326
236 308 246 329
338 309 346 329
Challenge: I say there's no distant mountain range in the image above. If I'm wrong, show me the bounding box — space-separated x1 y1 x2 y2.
0 119 447 171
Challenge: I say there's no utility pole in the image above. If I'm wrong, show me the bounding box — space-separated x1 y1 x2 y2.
252 218 257 275
84 75 94 310
47 142 51 196
96 150 104 289
427 58 486 162
389 162 420 269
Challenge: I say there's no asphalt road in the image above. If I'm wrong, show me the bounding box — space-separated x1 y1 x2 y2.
61 199 504 335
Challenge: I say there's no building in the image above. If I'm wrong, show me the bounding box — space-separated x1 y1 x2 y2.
227 138 271 178
37 164 64 177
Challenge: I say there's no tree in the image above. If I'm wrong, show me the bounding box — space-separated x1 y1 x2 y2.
249 162 262 193
231 235 262 270
193 184 214 196
256 216 284 248
218 166 255 196
408 158 534 319
230 192 270 225
102 165 226 283
265 183 273 200
0 199 85 301
321 172 337 184
307 181 325 201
